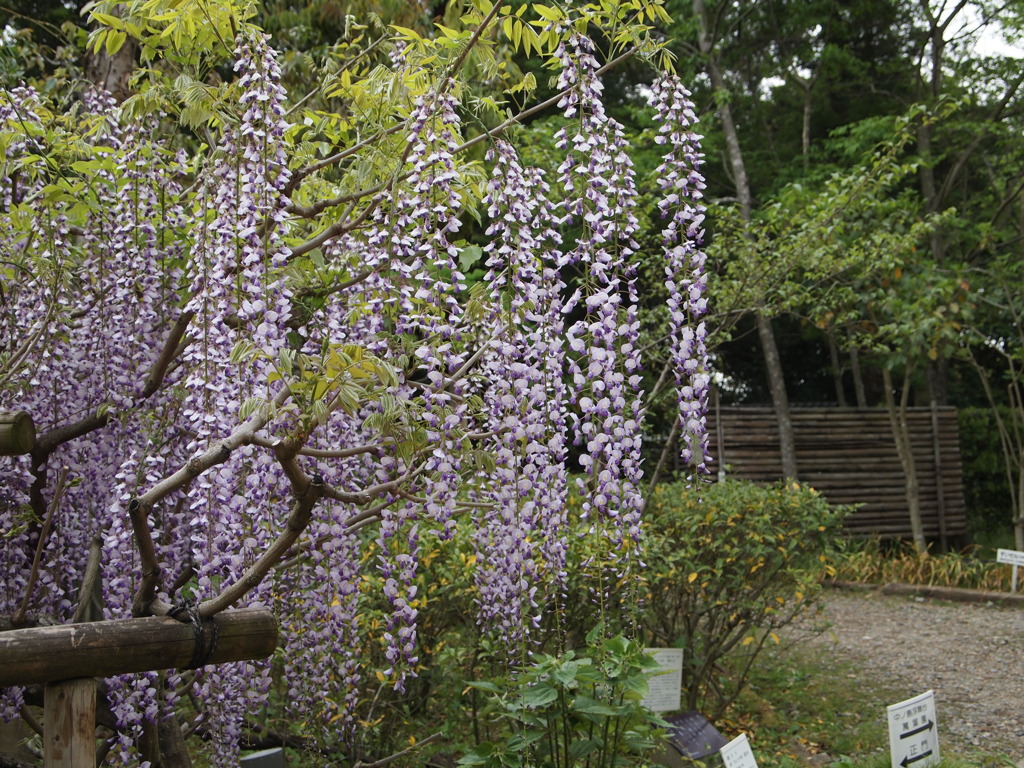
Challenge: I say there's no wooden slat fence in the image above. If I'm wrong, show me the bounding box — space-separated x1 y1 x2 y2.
661 406 967 543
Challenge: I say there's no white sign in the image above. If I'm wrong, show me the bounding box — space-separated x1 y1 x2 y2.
997 548 1024 567
720 733 758 768
641 648 684 712
887 690 940 768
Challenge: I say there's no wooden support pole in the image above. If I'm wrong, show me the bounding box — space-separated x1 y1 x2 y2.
0 410 35 455
0 608 278 687
44 678 96 768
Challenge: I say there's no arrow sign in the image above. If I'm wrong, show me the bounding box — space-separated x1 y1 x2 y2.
887 691 940 768
899 719 935 739
901 749 934 767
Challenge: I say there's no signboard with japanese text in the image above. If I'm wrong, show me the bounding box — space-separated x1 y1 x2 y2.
997 548 1024 591
720 733 758 768
996 548 1024 567
641 648 684 712
663 711 728 759
887 690 940 768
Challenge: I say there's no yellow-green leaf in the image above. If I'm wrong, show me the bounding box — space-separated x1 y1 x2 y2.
105 30 127 56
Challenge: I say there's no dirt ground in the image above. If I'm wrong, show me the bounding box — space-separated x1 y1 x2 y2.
789 587 1024 762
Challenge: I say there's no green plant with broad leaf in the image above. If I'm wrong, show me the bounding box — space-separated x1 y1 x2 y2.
459 630 669 768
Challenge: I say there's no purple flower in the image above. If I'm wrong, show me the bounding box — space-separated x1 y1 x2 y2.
651 75 712 476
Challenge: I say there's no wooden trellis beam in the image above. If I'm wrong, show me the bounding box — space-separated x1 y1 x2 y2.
0 410 35 456
0 608 278 687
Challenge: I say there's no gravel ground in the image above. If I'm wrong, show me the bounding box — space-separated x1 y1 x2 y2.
790 587 1024 762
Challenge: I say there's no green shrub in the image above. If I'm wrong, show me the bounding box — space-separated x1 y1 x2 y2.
639 480 847 718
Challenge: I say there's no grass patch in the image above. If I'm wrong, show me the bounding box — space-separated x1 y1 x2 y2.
968 529 1017 561
719 633 900 767
829 540 1012 592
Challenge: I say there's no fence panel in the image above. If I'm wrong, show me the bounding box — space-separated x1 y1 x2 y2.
699 406 967 543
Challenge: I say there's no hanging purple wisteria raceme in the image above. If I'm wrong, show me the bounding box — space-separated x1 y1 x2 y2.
554 34 646 563
0 19 711 768
651 74 712 475
473 138 569 646
166 29 294 765
0 87 187 724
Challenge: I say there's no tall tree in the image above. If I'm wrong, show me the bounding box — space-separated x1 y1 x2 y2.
687 0 799 479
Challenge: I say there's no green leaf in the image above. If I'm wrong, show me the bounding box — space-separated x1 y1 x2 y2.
459 244 483 273
572 695 617 716
239 397 266 420
457 743 495 765
392 25 423 41
551 659 579 686
523 683 558 707
105 29 127 56
568 738 601 760
91 12 124 29
465 680 502 693
506 730 544 751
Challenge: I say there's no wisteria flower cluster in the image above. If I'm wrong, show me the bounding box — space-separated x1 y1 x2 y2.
473 139 570 645
553 35 646 561
651 75 712 474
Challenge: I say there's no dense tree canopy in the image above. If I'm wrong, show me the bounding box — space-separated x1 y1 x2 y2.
671 0 1024 543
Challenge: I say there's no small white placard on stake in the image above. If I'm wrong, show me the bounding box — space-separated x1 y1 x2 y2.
641 648 684 712
996 548 1024 567
720 733 758 768
997 549 1024 591
887 690 940 768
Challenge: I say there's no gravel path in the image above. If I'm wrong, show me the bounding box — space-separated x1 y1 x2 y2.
792 588 1024 761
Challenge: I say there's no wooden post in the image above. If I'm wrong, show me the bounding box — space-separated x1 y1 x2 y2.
0 410 35 455
44 679 96 768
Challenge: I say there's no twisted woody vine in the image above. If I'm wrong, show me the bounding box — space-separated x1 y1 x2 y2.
0 0 709 764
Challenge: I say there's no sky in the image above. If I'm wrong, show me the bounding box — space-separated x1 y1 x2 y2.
965 4 1024 58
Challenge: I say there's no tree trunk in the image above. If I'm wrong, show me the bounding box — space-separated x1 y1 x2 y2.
644 418 680 507
694 0 797 480
140 701 193 768
926 358 948 406
827 329 847 407
757 312 798 479
84 39 137 103
1017 452 1024 552
850 346 868 408
882 366 926 553
968 353 1024 550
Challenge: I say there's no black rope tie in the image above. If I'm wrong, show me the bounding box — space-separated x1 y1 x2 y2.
168 598 219 669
